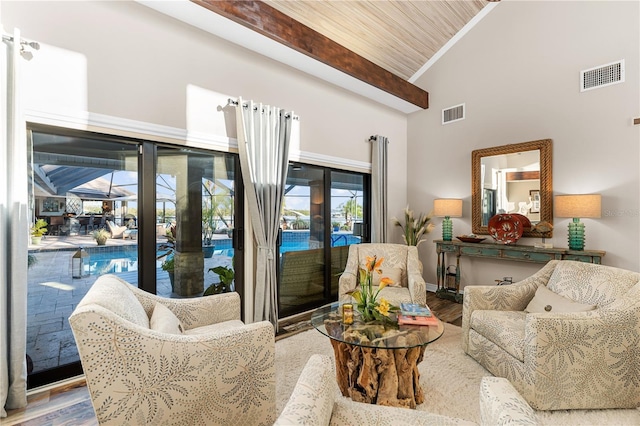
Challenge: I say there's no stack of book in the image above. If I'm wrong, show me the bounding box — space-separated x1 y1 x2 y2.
397 303 439 326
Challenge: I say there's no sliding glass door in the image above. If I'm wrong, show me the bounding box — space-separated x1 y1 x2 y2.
26 126 140 387
155 148 240 300
26 124 243 387
278 163 369 318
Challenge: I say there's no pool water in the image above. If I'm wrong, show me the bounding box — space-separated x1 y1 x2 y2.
85 246 236 276
86 246 143 276
84 233 360 275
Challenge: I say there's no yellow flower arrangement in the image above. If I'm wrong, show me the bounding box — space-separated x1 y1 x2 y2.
347 255 396 322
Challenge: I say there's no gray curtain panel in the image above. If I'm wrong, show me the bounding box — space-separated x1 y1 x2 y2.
1 28 29 417
235 98 294 329
370 135 388 243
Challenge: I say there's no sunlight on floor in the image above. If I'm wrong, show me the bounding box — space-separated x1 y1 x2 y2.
39 281 76 291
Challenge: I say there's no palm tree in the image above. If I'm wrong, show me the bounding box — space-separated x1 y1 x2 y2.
339 196 363 228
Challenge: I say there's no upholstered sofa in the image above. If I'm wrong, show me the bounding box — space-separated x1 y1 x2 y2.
279 248 325 308
279 246 349 313
338 243 426 306
478 377 537 425
275 354 476 425
69 274 275 425
276 354 540 425
462 259 640 410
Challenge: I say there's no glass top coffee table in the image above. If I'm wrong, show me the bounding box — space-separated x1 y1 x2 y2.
311 302 444 408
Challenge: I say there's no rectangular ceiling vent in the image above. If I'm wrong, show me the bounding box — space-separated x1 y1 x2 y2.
442 103 465 125
581 60 624 92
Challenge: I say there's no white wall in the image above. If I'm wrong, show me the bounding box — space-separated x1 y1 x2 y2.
2 0 411 319
408 1 640 287
2 2 407 171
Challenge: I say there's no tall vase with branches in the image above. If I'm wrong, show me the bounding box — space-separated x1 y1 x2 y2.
393 205 435 246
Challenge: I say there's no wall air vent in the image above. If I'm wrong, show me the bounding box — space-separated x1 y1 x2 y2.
581 60 624 92
442 103 465 125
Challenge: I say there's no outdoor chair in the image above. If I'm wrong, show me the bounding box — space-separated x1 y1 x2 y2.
106 220 131 239
279 248 325 308
462 259 640 410
48 216 64 235
338 243 427 306
123 213 137 228
69 274 275 425
81 214 96 235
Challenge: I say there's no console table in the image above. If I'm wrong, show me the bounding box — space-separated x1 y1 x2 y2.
434 239 605 303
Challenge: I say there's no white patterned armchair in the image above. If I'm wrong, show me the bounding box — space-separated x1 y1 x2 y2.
338 243 426 306
69 274 275 425
479 377 536 425
462 260 640 410
275 354 474 425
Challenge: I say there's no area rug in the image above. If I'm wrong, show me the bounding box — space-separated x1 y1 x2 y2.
275 323 640 425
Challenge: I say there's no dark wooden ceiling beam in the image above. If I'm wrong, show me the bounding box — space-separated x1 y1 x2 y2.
192 0 429 109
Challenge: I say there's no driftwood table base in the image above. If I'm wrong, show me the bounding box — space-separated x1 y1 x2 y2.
315 310 443 409
329 338 425 408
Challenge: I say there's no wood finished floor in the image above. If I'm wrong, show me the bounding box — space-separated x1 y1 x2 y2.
4 292 462 425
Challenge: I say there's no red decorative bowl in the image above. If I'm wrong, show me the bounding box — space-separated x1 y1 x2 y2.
488 214 525 244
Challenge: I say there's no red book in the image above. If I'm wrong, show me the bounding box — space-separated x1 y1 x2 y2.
398 314 439 326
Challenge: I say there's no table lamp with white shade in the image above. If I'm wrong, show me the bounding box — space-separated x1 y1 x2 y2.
554 194 601 251
434 199 463 241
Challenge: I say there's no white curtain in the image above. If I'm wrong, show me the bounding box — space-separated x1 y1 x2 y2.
234 97 295 329
1 28 29 417
370 135 388 243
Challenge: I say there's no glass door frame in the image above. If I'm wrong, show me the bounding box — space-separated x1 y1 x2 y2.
278 162 370 318
25 123 245 388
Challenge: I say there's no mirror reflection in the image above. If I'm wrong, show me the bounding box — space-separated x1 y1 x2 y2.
480 149 540 226
472 139 553 238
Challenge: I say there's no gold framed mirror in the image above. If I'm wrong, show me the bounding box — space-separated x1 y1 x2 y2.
472 139 553 238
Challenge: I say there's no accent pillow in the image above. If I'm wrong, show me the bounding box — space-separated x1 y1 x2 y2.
150 302 184 334
525 285 596 313
372 266 404 288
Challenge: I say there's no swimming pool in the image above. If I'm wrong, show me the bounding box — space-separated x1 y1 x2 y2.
83 232 361 275
86 246 143 276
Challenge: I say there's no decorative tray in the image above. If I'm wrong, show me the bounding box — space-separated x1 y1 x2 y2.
456 236 486 243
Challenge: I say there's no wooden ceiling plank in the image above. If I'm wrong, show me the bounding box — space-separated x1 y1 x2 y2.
264 0 485 80
267 1 427 79
193 0 429 109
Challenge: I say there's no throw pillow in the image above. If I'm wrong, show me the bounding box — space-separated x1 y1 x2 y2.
150 302 184 334
372 266 404 288
525 285 597 313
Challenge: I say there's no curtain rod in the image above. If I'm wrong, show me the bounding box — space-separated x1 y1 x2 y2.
2 33 40 51
228 98 299 121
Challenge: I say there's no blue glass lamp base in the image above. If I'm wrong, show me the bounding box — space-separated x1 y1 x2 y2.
568 218 585 251
442 217 453 241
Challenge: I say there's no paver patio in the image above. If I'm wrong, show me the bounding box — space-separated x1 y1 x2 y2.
27 234 232 374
